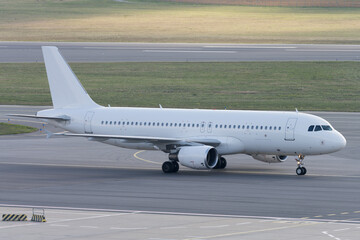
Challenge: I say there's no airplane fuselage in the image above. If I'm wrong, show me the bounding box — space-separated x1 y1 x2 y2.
39 107 346 157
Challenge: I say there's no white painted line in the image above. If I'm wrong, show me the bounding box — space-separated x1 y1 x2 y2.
334 228 350 232
258 219 271 222
148 238 177 240
48 213 134 225
236 222 251 225
80 226 99 229
110 227 148 230
160 226 187 230
200 225 229 229
204 46 297 49
0 161 157 170
143 50 236 54
50 224 69 227
47 210 105 216
286 49 360 52
322 231 342 240
83 47 126 50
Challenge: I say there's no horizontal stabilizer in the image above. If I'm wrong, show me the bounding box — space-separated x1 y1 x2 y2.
7 114 70 121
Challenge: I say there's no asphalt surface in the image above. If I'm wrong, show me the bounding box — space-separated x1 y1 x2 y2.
1 106 359 223
1 42 360 62
1 206 360 240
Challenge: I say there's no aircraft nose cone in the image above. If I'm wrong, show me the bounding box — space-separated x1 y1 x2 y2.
332 132 346 152
338 133 347 150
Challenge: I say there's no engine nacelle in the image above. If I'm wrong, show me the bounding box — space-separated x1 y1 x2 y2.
169 146 218 169
252 154 288 163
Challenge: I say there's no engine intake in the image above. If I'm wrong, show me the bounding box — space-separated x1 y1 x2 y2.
169 146 218 169
252 154 288 163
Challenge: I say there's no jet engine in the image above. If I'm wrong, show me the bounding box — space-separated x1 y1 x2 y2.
169 146 218 169
252 154 288 163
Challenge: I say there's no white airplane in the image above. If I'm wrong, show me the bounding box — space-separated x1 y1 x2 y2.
10 46 347 175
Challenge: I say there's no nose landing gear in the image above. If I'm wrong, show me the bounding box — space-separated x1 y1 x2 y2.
295 155 307 175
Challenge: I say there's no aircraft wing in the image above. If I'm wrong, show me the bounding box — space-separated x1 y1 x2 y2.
55 132 221 147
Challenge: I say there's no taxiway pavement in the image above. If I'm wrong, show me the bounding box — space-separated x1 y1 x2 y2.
1 206 360 240
0 106 359 222
1 42 360 62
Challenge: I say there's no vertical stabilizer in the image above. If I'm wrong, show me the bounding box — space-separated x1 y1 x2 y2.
42 46 99 109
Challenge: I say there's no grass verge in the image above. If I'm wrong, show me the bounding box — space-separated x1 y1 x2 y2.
0 62 359 111
0 0 359 44
0 122 37 135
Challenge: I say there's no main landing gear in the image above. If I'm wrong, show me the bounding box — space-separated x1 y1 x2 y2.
214 157 227 169
162 161 179 173
295 155 307 175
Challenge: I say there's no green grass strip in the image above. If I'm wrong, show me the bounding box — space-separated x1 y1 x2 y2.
0 122 37 135
0 0 359 44
0 62 359 111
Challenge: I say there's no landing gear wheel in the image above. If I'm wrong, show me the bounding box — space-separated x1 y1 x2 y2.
214 157 227 169
173 161 179 173
296 167 307 175
220 157 227 169
162 161 174 173
162 161 179 173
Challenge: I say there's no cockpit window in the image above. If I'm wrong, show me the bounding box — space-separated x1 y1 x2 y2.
314 125 322 131
308 125 314 131
322 125 332 131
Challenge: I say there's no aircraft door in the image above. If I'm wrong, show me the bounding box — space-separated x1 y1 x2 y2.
200 121 205 133
84 111 94 134
285 118 297 141
207 122 213 133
